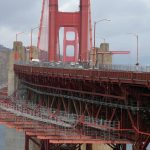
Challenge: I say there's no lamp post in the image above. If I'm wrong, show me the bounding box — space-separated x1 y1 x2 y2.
15 32 24 61
30 26 40 60
31 26 39 48
129 33 139 66
101 37 106 43
93 19 110 65
16 32 24 41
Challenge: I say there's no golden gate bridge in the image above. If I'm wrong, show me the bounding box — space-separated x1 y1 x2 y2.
0 0 150 150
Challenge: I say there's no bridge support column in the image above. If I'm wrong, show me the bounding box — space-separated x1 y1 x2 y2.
133 136 150 150
86 144 92 150
113 144 126 150
25 134 29 150
122 144 126 150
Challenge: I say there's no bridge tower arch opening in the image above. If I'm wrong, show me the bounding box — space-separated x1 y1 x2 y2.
63 27 79 62
48 0 91 62
58 0 80 12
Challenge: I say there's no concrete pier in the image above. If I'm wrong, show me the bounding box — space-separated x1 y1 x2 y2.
90 43 112 66
6 42 25 150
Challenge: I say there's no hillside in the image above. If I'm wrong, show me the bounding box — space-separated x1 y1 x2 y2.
0 45 11 85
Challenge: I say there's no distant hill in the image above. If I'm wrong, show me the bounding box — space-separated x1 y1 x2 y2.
0 44 11 52
0 44 11 85
0 45 11 149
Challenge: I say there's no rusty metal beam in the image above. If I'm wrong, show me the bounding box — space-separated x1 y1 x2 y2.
49 140 131 144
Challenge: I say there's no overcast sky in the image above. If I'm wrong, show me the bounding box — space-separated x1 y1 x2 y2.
0 0 150 65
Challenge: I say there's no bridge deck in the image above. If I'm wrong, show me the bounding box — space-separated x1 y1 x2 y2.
14 63 150 87
0 63 149 149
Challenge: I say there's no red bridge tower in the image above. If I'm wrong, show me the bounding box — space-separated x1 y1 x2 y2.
48 0 91 62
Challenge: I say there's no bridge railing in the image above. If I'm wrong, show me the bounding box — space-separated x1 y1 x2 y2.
98 64 150 72
15 61 150 73
14 62 150 83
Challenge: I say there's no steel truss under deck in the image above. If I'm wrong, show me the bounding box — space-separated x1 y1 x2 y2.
0 64 150 150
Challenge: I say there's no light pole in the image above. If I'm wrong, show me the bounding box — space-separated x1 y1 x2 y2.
30 26 47 60
16 32 24 41
15 32 24 61
129 33 139 66
30 26 40 60
93 19 111 65
101 37 106 43
31 26 39 48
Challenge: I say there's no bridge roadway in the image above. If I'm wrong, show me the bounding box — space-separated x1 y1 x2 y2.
0 62 150 150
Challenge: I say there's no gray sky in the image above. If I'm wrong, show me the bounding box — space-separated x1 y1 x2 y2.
0 0 150 65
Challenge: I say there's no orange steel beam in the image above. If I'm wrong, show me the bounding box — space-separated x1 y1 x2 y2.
14 65 150 88
97 51 130 54
21 80 126 100
0 118 80 137
49 140 132 144
25 130 75 135
37 0 45 49
127 108 150 136
18 129 62 133
13 122 38 125
20 126 57 130
38 136 94 140
111 51 130 54
109 108 116 121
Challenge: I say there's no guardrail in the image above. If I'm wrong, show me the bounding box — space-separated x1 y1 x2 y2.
16 61 150 72
14 63 150 84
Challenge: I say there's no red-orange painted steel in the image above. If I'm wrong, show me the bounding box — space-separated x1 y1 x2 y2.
1 71 149 150
37 0 45 49
48 0 90 62
14 64 150 86
48 140 131 144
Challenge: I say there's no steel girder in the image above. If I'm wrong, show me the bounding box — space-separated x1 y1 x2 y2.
2 64 150 149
